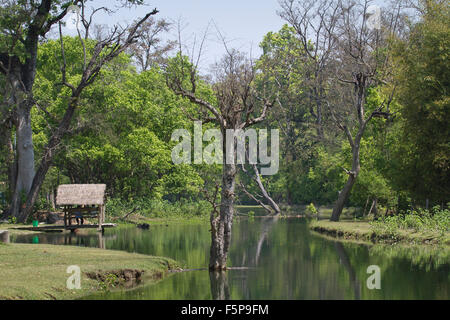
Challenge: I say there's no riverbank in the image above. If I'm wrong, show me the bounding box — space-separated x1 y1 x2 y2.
112 214 209 227
309 220 450 245
0 243 179 300
0 223 49 235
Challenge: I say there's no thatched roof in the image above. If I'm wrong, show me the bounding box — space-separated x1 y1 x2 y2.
56 184 106 206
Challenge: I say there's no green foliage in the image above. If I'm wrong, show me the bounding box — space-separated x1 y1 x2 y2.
370 204 450 236
32 38 208 204
97 273 124 292
390 0 450 203
250 4 449 217
106 198 212 219
1 3 445 223
306 203 318 216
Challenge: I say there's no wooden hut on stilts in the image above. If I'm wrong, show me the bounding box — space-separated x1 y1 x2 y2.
56 184 107 232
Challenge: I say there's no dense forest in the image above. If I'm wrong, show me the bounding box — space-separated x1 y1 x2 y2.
0 0 448 226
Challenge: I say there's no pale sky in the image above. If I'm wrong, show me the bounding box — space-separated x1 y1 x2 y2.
65 0 285 71
61 0 392 72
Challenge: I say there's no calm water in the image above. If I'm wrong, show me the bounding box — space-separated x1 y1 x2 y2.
11 217 450 299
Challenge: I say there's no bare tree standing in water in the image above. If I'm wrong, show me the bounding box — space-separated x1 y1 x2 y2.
166 34 274 270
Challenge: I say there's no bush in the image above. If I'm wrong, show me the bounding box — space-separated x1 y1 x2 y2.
306 203 319 216
105 198 212 219
370 204 450 236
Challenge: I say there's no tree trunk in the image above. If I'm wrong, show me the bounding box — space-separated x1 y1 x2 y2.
363 195 370 216
330 142 361 222
7 26 40 219
11 101 35 219
0 128 16 219
0 123 16 214
209 163 236 271
50 190 56 211
240 183 273 213
372 198 378 218
330 174 357 221
17 100 77 222
251 164 281 215
368 198 377 216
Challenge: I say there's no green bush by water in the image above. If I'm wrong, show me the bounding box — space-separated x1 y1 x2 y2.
306 203 319 216
370 205 450 237
106 198 212 219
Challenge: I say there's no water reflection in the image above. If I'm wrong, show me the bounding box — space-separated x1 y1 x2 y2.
333 242 361 300
10 218 450 300
13 230 115 249
209 271 230 300
254 216 279 266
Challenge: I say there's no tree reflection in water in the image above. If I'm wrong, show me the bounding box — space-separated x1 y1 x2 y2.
333 241 361 300
209 271 230 300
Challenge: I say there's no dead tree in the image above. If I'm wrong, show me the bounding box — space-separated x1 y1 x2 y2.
239 155 281 215
279 0 341 140
166 42 273 270
327 0 400 221
127 18 174 71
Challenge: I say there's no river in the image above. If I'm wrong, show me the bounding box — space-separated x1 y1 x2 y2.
10 216 450 299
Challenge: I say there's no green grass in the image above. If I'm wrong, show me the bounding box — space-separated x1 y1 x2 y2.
309 219 450 245
0 243 178 300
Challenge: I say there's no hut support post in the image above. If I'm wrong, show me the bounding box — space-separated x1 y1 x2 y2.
63 206 67 229
0 230 9 243
97 205 103 232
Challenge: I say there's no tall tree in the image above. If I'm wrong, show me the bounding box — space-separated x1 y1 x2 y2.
0 0 158 222
279 0 403 221
0 0 77 218
166 49 273 270
257 24 321 205
127 17 174 71
390 0 449 204
33 39 204 201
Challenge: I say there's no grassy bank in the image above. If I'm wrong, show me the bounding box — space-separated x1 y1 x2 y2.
310 220 450 245
0 223 48 235
0 243 178 300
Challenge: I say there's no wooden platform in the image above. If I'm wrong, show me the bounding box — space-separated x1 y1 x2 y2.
13 223 116 232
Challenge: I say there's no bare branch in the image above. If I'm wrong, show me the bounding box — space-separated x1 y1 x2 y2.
239 182 273 214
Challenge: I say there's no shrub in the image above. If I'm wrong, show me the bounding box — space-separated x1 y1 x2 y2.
105 198 212 219
370 204 450 236
306 203 319 216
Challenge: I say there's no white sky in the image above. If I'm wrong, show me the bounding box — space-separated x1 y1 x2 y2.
62 0 285 71
60 0 393 72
